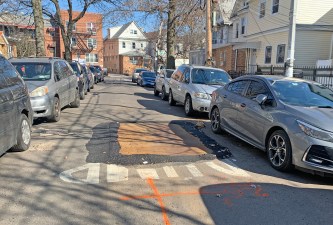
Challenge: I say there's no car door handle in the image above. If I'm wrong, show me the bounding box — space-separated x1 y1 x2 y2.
240 103 246 108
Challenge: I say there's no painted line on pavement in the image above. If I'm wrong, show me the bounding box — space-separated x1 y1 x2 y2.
107 164 129 182
205 160 250 177
186 164 203 177
163 166 179 178
137 169 160 179
59 163 100 184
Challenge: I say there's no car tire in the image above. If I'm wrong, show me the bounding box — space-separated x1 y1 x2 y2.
80 87 85 100
185 95 194 117
11 114 31 151
91 82 94 89
140 81 144 87
71 89 80 108
154 86 160 96
267 130 293 172
210 107 222 134
161 86 168 101
168 90 176 106
48 97 61 122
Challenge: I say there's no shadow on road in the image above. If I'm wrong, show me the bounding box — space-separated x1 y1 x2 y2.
200 182 333 225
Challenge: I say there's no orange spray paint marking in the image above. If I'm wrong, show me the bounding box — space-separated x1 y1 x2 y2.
147 178 171 225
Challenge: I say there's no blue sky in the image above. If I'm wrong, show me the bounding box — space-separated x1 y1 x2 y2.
58 0 158 37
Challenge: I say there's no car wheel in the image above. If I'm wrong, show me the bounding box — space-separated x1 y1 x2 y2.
12 114 31 151
84 84 88 95
267 130 293 172
91 82 94 89
71 89 80 108
168 90 176 106
140 81 144 87
154 86 160 96
161 86 168 100
80 86 85 100
48 97 61 122
211 107 222 134
185 95 194 117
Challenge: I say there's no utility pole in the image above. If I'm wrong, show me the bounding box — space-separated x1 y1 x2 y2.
286 0 297 77
205 0 212 67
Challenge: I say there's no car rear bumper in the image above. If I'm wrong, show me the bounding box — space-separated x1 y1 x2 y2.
30 95 53 118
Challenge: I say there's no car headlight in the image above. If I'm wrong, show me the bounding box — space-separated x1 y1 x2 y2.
194 92 209 99
30 86 48 97
297 120 333 142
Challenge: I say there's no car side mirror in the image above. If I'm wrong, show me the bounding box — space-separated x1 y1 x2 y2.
160 74 165 78
256 94 268 105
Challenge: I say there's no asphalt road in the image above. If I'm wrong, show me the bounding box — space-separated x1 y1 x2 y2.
0 74 332 225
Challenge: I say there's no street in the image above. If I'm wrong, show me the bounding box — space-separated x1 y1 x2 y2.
1 74 333 225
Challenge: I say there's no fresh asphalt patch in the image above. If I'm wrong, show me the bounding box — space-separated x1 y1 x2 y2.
86 121 232 165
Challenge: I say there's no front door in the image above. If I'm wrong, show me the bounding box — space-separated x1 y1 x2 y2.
0 73 15 153
249 49 257 74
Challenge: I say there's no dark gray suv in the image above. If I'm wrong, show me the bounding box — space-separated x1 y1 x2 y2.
0 55 33 154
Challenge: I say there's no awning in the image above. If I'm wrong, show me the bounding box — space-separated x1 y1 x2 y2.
232 41 261 50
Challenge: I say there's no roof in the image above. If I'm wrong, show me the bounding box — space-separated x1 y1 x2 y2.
218 0 237 24
120 50 150 57
109 21 147 40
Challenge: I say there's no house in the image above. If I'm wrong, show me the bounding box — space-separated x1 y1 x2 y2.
230 0 333 73
57 10 103 66
103 21 151 74
0 31 16 58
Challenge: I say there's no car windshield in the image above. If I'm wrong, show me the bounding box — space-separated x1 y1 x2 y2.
136 69 147 73
165 70 174 78
271 80 333 107
94 66 101 72
70 63 80 75
142 72 156 78
12 62 51 81
191 68 231 85
89 67 97 73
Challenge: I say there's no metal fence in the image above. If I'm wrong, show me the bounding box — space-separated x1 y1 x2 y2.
257 65 333 89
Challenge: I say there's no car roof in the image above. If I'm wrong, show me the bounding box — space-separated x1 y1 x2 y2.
234 75 320 85
180 64 227 72
9 57 63 63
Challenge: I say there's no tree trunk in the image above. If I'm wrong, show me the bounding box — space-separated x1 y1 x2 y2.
166 0 176 69
60 27 72 60
31 0 46 57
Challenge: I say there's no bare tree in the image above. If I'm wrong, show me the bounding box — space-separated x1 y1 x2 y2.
32 0 45 56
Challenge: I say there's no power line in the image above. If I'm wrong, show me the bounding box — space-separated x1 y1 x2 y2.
248 9 272 46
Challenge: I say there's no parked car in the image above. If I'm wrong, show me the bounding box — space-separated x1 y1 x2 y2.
81 64 94 90
168 65 231 116
154 69 175 100
209 75 333 175
70 61 88 100
0 55 33 153
89 65 102 83
92 65 105 82
11 57 80 122
137 71 157 87
132 68 148 83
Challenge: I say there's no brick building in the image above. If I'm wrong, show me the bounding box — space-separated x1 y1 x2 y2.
57 10 103 66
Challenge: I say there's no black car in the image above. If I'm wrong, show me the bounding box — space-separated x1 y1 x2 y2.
89 66 103 83
0 55 33 154
70 62 88 100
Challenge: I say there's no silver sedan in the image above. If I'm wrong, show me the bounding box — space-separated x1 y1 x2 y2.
209 75 333 175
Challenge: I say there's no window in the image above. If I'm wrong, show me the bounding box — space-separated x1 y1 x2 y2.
141 43 144 48
87 38 97 49
71 37 77 47
259 0 266 18
227 81 248 95
122 42 126 48
276 44 285 64
272 0 279 14
245 81 269 99
265 46 272 64
129 57 135 64
213 31 218 44
235 23 239 38
130 29 138 34
241 18 246 35
182 69 190 83
220 51 227 66
132 42 136 49
87 23 96 34
66 21 76 31
85 54 98 63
